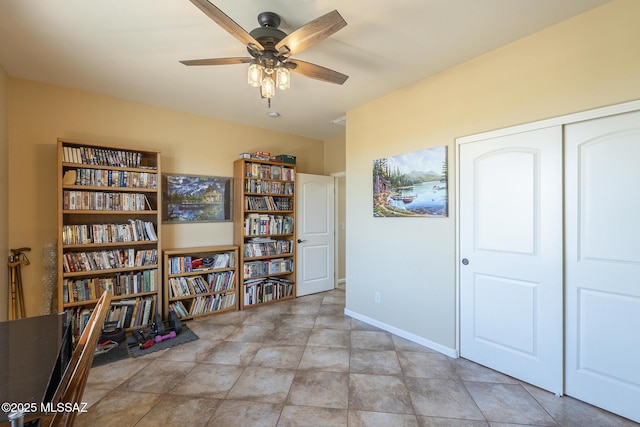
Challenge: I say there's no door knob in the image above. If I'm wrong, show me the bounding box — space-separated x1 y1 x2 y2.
297 239 307 243
461 258 469 265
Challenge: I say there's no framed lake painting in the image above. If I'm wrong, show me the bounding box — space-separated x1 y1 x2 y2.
373 145 448 217
162 174 232 223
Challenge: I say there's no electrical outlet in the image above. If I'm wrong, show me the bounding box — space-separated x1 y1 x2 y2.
375 291 381 303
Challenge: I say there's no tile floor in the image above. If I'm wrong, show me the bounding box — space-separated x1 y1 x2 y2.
79 286 637 426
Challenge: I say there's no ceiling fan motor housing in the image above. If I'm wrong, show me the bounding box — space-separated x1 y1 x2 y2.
248 12 287 59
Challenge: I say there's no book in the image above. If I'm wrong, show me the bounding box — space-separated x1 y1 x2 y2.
62 170 77 185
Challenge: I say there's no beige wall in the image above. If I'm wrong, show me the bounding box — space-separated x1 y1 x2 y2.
335 174 346 282
323 134 346 174
0 65 8 320
346 0 640 352
323 134 346 282
7 78 324 316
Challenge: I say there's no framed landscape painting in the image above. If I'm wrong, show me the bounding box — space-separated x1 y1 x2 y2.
162 174 232 223
373 145 448 217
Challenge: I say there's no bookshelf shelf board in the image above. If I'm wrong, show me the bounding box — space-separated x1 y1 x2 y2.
245 210 294 214
192 307 236 318
244 295 295 308
244 192 294 196
63 241 158 249
167 268 234 278
243 232 294 238
244 253 294 261
62 162 157 172
243 271 294 280
168 285 234 301
63 290 158 308
62 264 159 278
63 210 158 215
62 185 158 193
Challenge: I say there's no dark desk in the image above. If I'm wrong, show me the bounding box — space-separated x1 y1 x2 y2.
0 313 71 423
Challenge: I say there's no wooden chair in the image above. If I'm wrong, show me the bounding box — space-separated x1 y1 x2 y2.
40 291 112 427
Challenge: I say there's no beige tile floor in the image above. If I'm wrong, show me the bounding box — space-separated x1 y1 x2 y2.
79 286 638 427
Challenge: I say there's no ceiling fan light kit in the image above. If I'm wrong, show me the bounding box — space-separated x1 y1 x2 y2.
182 0 348 100
247 59 290 98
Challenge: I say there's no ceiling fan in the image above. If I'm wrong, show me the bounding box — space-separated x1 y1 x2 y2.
180 0 349 98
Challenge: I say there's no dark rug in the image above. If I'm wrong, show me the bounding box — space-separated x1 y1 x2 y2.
92 325 198 367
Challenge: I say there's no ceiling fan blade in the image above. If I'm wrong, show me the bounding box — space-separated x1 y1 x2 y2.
287 59 348 85
180 57 253 66
275 10 346 56
189 0 264 50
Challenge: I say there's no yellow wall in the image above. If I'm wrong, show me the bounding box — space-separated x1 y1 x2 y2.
0 65 8 320
7 79 323 317
323 134 346 282
323 134 346 174
346 0 640 351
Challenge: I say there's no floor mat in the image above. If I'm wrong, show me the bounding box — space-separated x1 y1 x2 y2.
92 325 198 367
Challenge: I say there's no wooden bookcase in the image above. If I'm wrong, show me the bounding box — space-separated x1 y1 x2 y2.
57 138 162 340
233 158 296 309
163 245 239 320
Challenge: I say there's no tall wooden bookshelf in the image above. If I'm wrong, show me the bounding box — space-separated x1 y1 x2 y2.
233 158 296 309
163 246 238 320
57 138 162 340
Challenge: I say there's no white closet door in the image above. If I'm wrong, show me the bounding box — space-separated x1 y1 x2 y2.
459 126 563 394
565 110 640 423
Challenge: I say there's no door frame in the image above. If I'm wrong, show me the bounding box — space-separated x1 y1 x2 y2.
455 99 640 375
331 171 346 287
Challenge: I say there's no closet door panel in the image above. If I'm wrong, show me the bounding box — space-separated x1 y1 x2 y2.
565 110 640 423
459 126 563 394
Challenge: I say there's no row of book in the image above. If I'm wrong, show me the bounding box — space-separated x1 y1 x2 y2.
244 238 293 258
168 252 235 274
66 296 155 339
170 292 236 318
244 162 295 181
244 277 294 306
245 195 293 211
63 145 151 169
63 190 152 211
243 258 294 278
62 248 158 273
244 179 294 195
169 276 207 297
244 213 294 236
62 220 157 245
106 296 156 330
168 271 235 298
209 271 236 292
62 269 158 303
66 168 158 189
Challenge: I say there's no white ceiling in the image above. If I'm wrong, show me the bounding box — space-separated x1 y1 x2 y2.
0 0 611 140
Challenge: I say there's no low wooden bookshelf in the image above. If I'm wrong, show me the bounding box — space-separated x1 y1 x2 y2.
163 246 239 320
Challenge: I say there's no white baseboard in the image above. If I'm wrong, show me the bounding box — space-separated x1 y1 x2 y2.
344 308 459 359
337 278 346 285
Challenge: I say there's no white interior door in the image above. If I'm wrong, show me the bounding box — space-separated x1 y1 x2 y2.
459 126 563 394
296 173 335 296
565 111 640 422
